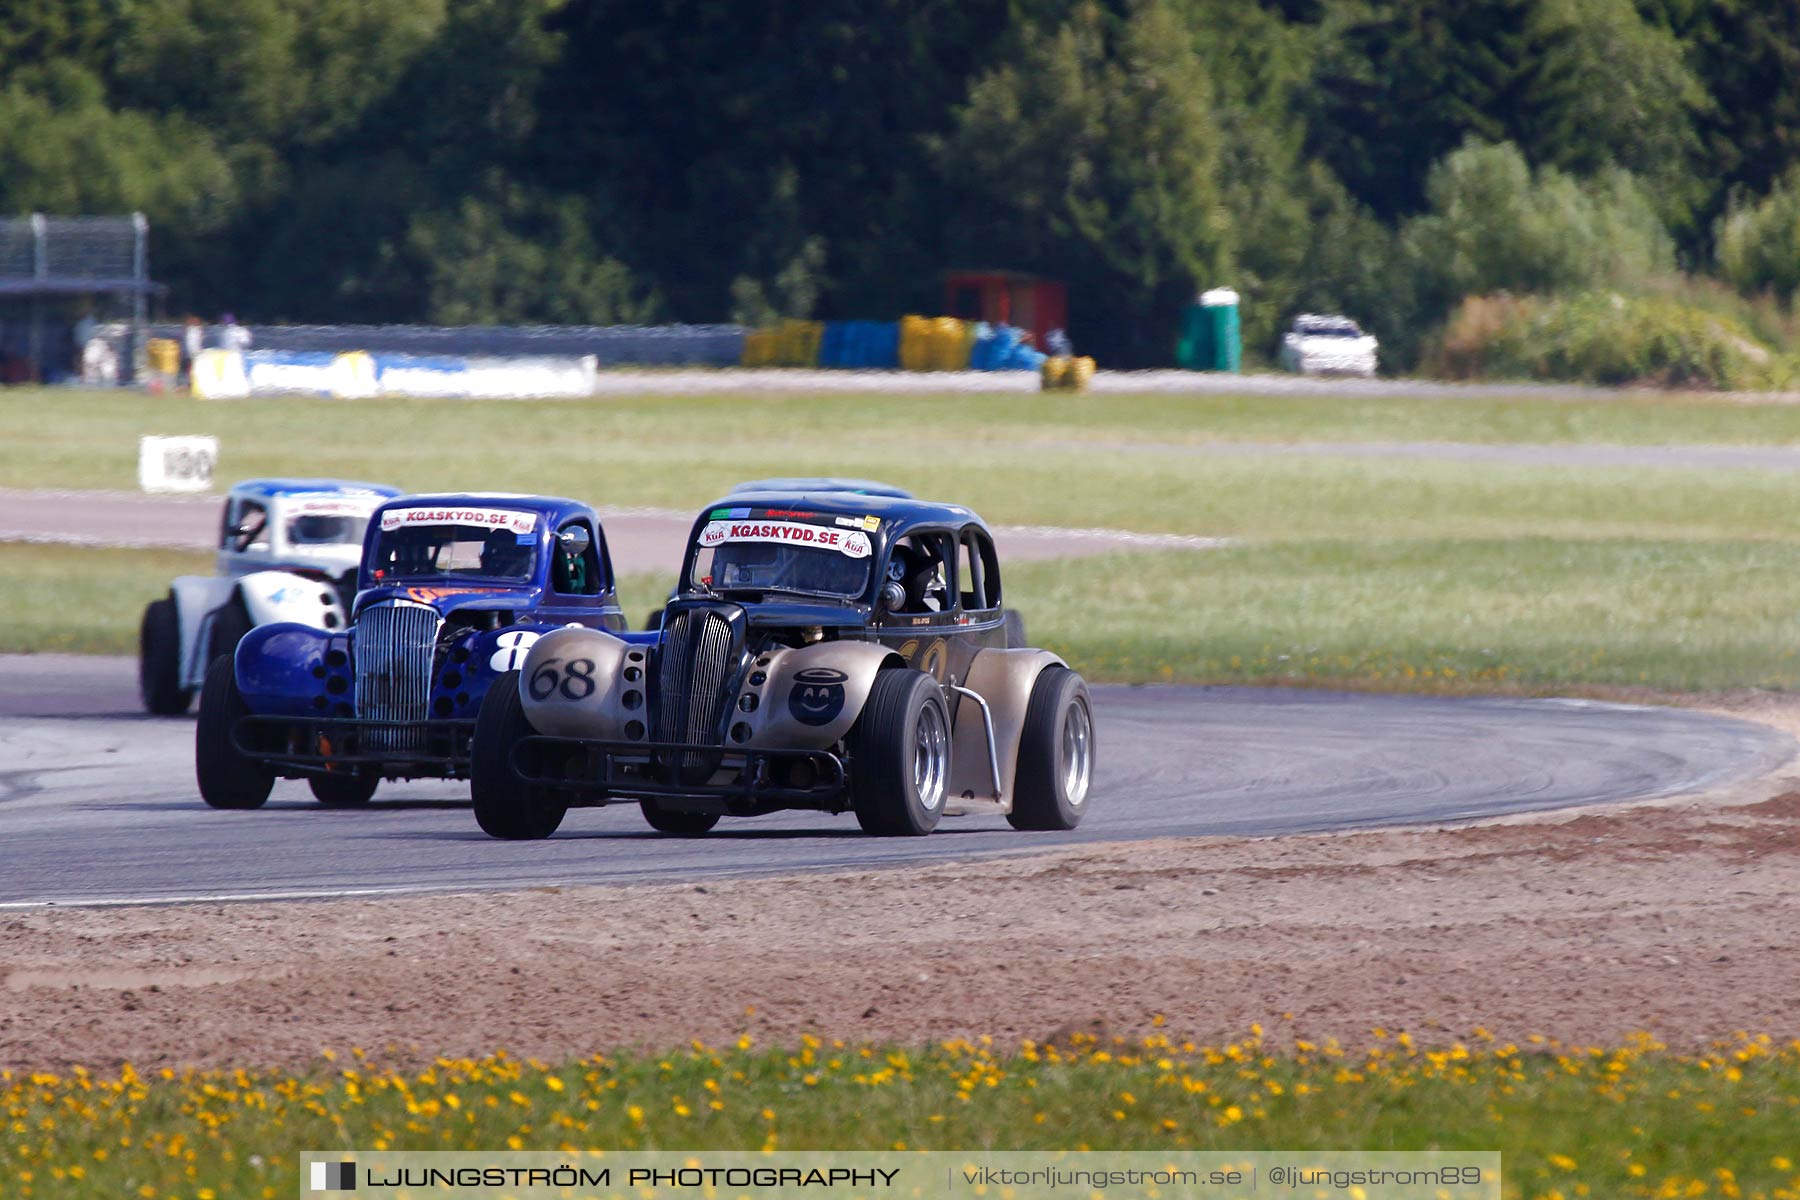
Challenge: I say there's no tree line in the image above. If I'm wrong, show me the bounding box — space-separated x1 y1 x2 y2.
4 0 1798 368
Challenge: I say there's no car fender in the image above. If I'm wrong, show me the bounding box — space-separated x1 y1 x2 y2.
515 626 643 741
235 570 348 633
738 641 905 750
947 647 1066 811
233 622 338 717
168 574 237 685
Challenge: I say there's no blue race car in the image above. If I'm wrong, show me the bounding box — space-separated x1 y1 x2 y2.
194 493 642 809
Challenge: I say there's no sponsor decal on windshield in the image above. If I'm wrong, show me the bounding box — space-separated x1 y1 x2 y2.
380 507 538 534
698 520 872 558
402 585 506 603
289 497 380 517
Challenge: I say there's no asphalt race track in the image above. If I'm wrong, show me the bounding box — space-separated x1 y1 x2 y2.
0 654 1789 908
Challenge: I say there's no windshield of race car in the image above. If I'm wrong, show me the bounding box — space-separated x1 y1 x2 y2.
687 510 874 599
286 514 369 546
368 506 540 584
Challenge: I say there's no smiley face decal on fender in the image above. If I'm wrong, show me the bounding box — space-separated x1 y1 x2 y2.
788 667 848 726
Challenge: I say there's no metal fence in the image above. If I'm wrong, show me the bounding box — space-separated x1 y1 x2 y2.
0 213 152 382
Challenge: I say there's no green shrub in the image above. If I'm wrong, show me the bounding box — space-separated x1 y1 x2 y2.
1716 167 1800 303
1400 141 1676 315
1425 290 1796 390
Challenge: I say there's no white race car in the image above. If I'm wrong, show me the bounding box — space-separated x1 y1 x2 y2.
1279 313 1379 377
138 478 403 714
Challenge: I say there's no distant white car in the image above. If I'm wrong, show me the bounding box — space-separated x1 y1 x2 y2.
1279 314 1379 378
138 478 403 714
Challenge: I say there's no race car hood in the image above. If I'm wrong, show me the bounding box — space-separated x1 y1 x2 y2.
352 582 543 617
741 599 872 630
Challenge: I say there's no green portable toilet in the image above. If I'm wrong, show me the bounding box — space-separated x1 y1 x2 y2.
1176 288 1241 371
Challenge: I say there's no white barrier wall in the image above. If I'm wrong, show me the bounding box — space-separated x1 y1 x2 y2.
191 350 598 400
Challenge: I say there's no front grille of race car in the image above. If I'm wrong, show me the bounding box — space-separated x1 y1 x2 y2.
354 600 442 751
654 602 744 782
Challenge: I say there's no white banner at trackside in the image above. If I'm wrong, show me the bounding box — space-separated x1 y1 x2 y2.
190 350 598 400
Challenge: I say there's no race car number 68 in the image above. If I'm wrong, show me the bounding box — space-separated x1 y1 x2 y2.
529 658 597 701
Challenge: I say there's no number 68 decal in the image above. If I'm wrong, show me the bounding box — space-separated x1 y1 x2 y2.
528 657 597 701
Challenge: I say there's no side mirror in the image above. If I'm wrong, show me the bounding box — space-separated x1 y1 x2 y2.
557 525 592 557
877 580 906 613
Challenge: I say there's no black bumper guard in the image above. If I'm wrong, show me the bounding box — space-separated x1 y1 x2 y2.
234 715 477 774
510 734 847 807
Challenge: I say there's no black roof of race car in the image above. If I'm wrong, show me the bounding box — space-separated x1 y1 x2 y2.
698 490 988 537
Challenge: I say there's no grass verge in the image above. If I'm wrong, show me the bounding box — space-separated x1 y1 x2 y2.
5 1032 1797 1199
1015 540 1800 692
13 388 1800 522
9 539 1800 694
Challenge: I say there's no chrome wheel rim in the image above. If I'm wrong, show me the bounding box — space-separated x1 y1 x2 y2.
913 700 949 812
1061 699 1092 807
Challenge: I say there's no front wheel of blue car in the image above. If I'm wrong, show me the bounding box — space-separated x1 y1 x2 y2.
471 671 568 840
640 800 720 836
195 654 274 810
309 772 379 807
851 669 950 837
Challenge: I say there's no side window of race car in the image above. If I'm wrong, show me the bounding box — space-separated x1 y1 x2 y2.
958 528 1000 612
890 532 955 614
552 519 603 596
223 498 269 552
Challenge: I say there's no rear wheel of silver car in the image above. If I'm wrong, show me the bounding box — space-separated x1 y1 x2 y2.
640 800 720 836
207 597 254 666
195 654 274 809
471 671 567 840
1007 666 1094 831
851 669 950 837
309 772 379 807
140 596 192 715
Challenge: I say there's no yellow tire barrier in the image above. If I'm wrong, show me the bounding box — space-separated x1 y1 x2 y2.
1041 355 1096 392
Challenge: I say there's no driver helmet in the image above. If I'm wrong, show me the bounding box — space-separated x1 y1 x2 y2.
480 527 534 577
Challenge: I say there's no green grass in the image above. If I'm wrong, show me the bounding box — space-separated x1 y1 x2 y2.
15 389 1800 537
7 1034 1798 1199
1014 540 1800 692
13 537 1800 693
13 387 1800 513
0 544 672 656
0 545 211 654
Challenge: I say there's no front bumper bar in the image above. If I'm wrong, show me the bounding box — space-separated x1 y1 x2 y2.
510 734 847 810
234 715 477 776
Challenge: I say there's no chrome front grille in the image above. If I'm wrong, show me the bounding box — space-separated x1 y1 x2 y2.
354 601 442 750
655 606 739 779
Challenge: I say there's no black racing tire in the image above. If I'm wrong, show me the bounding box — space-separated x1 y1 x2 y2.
1007 665 1095 831
195 654 274 809
309 772 379 806
207 597 254 666
1002 608 1027 649
850 669 951 837
139 596 193 715
639 800 720 835
471 671 567 839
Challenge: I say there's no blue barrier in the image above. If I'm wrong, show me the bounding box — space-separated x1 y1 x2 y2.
818 320 901 369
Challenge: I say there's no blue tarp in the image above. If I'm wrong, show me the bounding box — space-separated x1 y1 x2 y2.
969 323 1047 371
